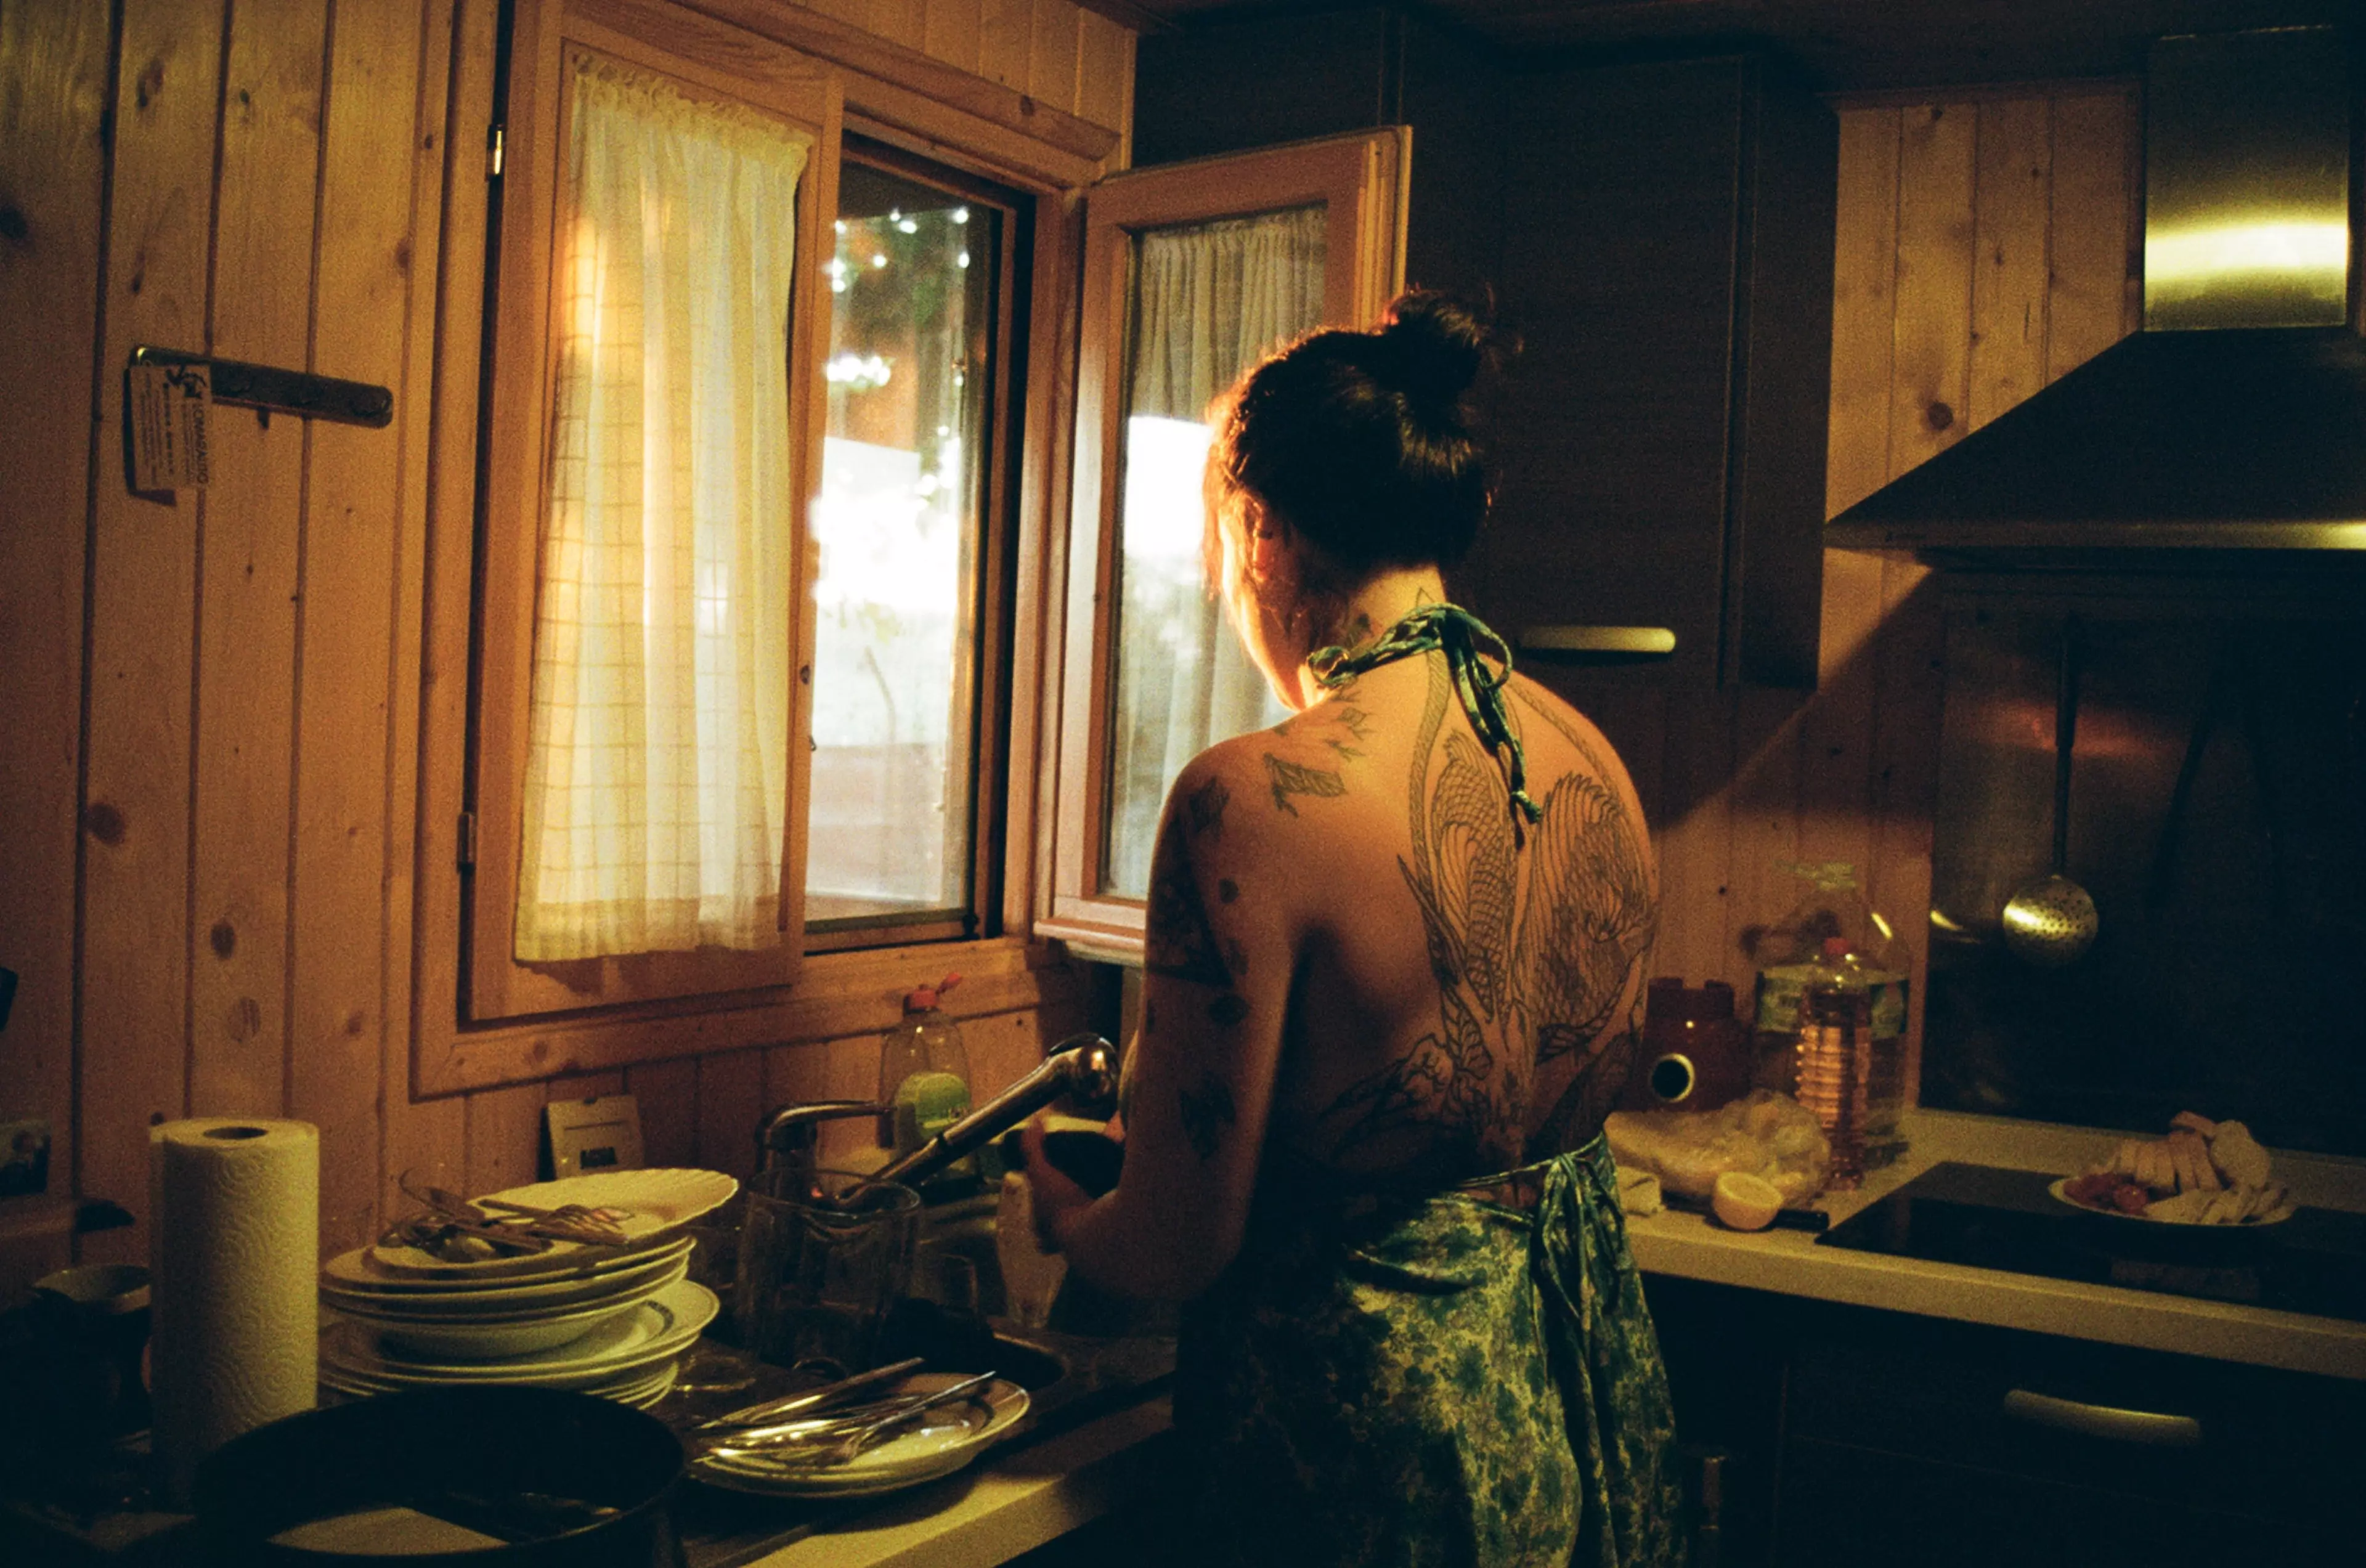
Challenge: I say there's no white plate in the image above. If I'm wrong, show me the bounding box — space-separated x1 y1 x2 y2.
606 1359 681 1410
365 1170 736 1280
343 1261 690 1361
2047 1177 2296 1227
333 1232 696 1293
690 1375 1030 1499
321 1240 693 1318
320 1279 717 1390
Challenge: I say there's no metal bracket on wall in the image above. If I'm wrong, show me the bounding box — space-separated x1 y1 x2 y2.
129 344 393 429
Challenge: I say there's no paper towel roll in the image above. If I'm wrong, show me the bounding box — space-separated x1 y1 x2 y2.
149 1117 319 1504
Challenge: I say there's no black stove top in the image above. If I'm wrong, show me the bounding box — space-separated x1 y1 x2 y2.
1818 1162 2366 1324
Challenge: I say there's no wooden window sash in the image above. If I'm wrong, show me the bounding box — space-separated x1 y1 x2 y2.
1042 129 1410 959
412 0 1107 1094
468 0 840 1020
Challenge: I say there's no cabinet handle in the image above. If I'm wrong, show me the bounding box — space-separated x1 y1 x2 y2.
1519 625 1678 657
2000 1389 2203 1447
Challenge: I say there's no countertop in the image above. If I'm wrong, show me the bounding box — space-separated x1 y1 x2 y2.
1624 1108 2366 1379
738 1110 2366 1566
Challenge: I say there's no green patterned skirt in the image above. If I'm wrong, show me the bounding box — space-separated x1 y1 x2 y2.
1173 1137 1686 1567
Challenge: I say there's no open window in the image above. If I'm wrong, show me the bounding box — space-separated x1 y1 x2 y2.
1041 131 1409 956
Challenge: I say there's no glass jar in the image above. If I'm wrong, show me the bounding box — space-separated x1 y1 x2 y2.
1749 861 1909 1166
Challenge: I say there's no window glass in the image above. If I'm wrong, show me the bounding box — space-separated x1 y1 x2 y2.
805 154 999 927
1102 206 1325 898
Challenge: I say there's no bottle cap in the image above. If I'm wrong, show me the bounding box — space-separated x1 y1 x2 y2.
903 972 964 1012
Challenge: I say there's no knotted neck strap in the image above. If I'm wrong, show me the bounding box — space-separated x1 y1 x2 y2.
1305 603 1544 825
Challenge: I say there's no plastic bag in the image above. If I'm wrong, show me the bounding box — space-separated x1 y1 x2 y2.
1604 1089 1832 1205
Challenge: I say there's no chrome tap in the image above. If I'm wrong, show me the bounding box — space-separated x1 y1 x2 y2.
870 1033 1118 1190
754 1099 885 1179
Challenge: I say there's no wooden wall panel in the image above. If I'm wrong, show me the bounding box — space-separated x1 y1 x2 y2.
628 1057 701 1166
921 0 983 78
1824 106 1900 518
1074 9 1129 139
190 0 324 1121
1028 0 1079 113
0 0 110 1221
1967 97 2051 431
289 0 429 1253
76 0 226 1264
2046 89 2139 377
977 0 1031 92
1885 102 1977 477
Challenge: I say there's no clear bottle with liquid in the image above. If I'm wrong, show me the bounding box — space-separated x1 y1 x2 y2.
1793 936 1873 1189
879 974 974 1190
1749 862 1909 1166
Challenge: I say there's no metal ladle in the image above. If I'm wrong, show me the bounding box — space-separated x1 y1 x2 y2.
2001 616 2099 967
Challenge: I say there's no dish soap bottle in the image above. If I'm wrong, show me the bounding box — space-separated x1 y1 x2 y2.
880 975 974 1193
1748 861 1909 1166
1794 936 1873 1190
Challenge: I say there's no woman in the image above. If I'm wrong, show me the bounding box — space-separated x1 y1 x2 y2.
1023 292 1685 1566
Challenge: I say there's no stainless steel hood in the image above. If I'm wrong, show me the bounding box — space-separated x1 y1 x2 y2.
1826 27 2366 561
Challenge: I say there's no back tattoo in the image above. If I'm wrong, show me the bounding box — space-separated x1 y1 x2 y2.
1322 658 1657 1171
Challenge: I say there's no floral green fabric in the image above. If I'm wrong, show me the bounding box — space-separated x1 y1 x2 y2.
1173 1136 1686 1567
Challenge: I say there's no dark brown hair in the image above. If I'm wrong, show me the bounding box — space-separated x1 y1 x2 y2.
1206 290 1512 575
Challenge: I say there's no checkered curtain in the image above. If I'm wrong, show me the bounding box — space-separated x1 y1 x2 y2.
514 52 808 960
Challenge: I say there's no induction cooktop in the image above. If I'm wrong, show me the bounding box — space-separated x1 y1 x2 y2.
1818 1162 2366 1324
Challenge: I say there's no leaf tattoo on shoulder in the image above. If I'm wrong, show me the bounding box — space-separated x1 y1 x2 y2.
1264 754 1346 815
1178 1073 1237 1161
1143 815 1232 986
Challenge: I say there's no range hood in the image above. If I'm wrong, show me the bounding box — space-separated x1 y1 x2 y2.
1826 28 2366 561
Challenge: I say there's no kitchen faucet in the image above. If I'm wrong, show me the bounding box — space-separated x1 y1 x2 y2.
754 1033 1120 1186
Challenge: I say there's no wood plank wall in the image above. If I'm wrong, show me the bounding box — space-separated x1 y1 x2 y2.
1558 86 2139 1101
0 0 1126 1270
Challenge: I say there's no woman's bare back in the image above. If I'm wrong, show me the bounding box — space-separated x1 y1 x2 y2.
1181 650 1659 1187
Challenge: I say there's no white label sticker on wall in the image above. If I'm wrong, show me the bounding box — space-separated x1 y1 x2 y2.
128 361 211 492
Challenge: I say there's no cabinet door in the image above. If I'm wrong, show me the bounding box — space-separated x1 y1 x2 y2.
1041 132 1407 955
1778 1296 2364 1566
1463 56 1832 689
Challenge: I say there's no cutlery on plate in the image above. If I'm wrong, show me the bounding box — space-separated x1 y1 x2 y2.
695 1355 927 1432
702 1371 999 1469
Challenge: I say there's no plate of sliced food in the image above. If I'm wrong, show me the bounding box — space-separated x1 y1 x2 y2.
2051 1112 2295 1227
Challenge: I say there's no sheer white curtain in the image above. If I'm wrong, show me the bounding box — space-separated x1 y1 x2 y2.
514 53 808 961
1104 206 1327 897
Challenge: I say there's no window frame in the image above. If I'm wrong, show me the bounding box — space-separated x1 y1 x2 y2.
465 0 842 1022
1038 130 1410 961
409 0 1117 1095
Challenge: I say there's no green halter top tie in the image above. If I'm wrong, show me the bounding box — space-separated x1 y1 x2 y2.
1304 603 1543 826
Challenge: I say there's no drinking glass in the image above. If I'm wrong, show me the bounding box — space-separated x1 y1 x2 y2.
734 1168 921 1377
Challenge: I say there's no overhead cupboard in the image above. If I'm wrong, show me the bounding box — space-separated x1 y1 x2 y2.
411 0 1409 1092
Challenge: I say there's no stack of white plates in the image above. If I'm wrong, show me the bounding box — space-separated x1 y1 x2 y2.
319 1169 736 1408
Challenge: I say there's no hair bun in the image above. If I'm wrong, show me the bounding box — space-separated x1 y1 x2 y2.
1378 290 1508 404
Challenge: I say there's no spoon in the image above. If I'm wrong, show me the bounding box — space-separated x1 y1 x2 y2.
2001 615 2099 967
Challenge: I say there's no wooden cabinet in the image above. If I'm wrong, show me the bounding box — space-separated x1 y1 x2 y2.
1134 20 1836 688
1471 56 1835 689
1648 1276 2366 1567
